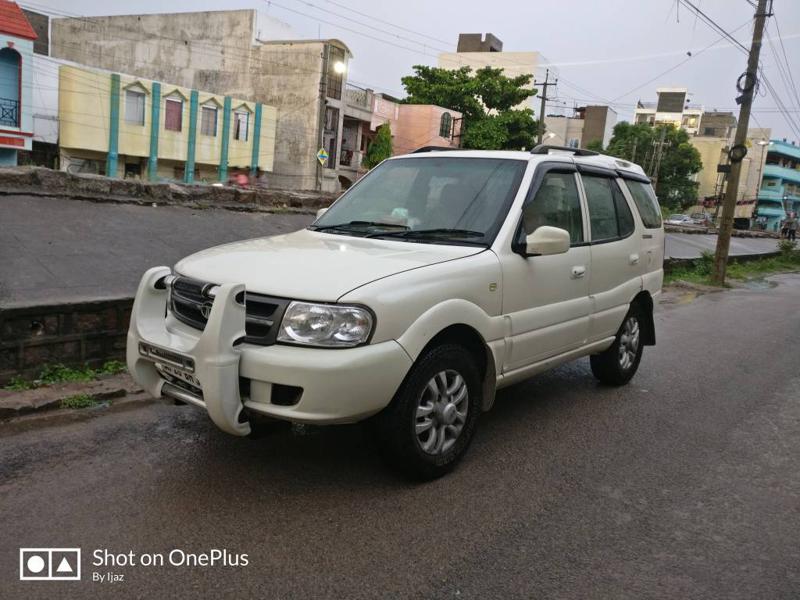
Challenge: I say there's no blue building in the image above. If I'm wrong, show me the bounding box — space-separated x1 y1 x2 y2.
755 139 800 232
0 1 36 166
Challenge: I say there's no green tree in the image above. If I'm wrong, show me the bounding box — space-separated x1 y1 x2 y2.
604 122 703 208
585 139 605 153
401 65 538 150
363 123 393 169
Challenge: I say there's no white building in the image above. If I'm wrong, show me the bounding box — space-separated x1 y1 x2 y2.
633 87 703 135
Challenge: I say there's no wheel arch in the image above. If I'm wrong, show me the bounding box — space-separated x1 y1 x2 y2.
396 301 501 412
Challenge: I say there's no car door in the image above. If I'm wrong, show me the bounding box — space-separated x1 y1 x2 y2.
577 166 643 342
500 163 592 373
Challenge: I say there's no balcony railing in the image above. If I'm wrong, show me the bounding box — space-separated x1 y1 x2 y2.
0 97 19 127
345 84 369 109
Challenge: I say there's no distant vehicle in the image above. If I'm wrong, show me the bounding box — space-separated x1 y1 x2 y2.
689 212 713 226
665 214 693 226
128 145 664 479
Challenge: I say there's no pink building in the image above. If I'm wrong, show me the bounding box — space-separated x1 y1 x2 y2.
371 94 462 156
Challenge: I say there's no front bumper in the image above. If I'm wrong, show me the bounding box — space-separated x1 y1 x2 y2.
127 267 412 435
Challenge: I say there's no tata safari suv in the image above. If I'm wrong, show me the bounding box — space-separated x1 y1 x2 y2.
127 146 664 479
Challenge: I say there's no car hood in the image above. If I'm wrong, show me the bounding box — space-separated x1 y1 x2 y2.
174 229 486 301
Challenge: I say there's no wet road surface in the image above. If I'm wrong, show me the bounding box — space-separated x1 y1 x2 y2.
1 276 799 599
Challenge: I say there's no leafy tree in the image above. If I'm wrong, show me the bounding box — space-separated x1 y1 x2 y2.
585 139 604 153
604 122 703 208
401 65 538 150
363 123 393 169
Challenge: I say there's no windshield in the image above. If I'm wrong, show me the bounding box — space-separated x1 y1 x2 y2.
312 156 527 245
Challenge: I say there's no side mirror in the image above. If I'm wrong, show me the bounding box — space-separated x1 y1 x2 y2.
525 226 571 256
315 207 328 219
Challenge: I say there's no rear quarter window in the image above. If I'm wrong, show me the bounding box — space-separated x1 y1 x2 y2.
624 180 662 229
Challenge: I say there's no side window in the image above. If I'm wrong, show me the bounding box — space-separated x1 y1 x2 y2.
625 180 663 228
522 171 584 244
582 175 635 241
613 181 635 237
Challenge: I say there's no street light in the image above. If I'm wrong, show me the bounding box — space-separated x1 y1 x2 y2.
333 61 347 74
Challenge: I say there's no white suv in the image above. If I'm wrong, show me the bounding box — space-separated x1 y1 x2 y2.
127 146 664 479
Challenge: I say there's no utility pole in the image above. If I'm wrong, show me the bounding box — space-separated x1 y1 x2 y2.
650 127 670 192
711 0 771 284
535 69 558 144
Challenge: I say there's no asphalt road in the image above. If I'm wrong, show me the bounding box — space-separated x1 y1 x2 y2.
2 275 799 599
0 195 781 306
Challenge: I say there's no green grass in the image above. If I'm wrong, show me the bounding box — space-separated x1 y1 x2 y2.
665 244 800 286
3 360 128 391
59 393 100 409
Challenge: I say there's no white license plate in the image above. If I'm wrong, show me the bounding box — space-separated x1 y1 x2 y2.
155 362 201 388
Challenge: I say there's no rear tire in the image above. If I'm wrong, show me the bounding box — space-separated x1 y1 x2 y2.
373 344 481 480
590 305 645 386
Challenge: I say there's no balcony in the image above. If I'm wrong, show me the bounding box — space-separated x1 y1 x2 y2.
0 97 19 127
763 163 800 185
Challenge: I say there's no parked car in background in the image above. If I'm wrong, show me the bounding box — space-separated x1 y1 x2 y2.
128 145 664 479
665 214 693 226
690 212 713 226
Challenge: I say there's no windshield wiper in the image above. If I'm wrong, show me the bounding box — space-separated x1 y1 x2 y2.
366 228 487 242
312 221 410 234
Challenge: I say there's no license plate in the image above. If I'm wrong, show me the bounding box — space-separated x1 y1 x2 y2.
155 362 201 388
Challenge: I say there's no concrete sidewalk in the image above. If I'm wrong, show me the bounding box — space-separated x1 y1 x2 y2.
1 195 781 307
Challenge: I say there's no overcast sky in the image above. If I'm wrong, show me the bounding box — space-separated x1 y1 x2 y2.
26 0 800 140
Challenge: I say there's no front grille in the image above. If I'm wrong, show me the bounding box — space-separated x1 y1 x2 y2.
170 276 289 346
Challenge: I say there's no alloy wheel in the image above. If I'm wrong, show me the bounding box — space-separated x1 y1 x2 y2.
414 369 469 455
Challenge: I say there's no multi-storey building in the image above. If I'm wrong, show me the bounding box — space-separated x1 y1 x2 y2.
633 88 704 135
47 9 353 191
544 105 617 149
0 1 36 166
755 138 800 232
58 65 277 182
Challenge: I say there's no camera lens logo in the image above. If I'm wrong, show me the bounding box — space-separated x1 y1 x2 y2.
19 548 81 581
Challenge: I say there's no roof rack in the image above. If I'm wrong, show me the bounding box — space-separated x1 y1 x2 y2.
411 146 459 154
530 144 599 157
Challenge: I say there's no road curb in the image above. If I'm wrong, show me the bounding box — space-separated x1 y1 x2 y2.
0 373 142 419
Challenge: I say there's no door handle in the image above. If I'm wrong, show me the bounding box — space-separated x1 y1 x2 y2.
629 254 640 265
571 265 586 279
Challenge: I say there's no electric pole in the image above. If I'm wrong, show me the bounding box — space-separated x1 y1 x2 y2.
711 0 771 284
535 69 558 144
650 127 670 192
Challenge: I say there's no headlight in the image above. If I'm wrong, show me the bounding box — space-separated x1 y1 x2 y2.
277 301 374 347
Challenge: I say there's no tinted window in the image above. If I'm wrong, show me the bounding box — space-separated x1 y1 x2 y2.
625 180 663 228
522 171 583 244
582 175 635 241
614 181 635 237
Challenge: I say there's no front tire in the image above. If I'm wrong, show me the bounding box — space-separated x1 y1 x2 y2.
590 306 644 386
374 344 481 480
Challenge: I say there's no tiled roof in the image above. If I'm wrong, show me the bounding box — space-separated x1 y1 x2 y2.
0 1 37 41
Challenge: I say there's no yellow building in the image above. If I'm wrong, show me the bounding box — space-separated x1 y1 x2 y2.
58 65 277 183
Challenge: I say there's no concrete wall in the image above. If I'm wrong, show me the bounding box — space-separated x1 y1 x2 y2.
582 105 616 148
50 10 349 191
544 115 584 148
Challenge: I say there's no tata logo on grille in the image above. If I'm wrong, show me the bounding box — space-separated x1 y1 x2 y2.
200 302 213 319
20 548 81 581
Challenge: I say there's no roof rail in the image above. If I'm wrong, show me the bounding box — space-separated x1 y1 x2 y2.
530 144 599 157
411 146 459 154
